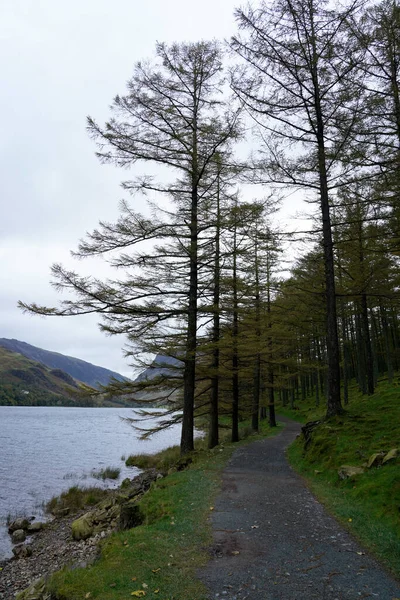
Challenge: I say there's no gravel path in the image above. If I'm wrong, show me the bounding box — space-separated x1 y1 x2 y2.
199 417 400 600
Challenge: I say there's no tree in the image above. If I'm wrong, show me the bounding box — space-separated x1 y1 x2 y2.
20 41 241 455
231 0 367 417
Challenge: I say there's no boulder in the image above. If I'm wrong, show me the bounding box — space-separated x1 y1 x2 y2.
12 544 33 559
53 507 70 518
71 515 93 541
366 452 385 468
11 529 26 544
338 465 365 480
382 448 398 465
27 521 45 533
301 420 322 449
8 518 30 533
15 577 51 600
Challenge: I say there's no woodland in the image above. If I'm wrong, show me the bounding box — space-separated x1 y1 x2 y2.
20 0 400 455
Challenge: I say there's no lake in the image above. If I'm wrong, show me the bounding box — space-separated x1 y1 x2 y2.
0 406 183 560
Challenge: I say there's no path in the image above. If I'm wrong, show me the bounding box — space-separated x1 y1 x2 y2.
199 417 400 600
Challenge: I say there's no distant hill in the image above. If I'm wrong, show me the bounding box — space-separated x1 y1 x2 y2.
135 354 183 382
0 346 93 406
0 338 128 389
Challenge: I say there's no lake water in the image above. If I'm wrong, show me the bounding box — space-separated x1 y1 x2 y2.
0 406 183 560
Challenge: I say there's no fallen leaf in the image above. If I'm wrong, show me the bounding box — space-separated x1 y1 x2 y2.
348 518 352 522
131 577 137 582
357 552 365 556
109 583 116 588
131 592 146 598
142 583 148 589
231 551 240 555
152 568 161 573
85 594 91 599
210 506 214 511
251 525 259 529
154 590 160 594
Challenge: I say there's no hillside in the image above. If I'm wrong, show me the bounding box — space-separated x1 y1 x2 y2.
0 346 93 406
0 338 127 388
135 353 183 382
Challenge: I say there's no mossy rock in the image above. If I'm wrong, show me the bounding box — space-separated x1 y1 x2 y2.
15 578 51 600
338 465 365 479
71 514 93 541
367 452 385 468
382 448 398 464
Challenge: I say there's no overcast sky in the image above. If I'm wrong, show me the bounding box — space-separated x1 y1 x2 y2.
1 1 308 378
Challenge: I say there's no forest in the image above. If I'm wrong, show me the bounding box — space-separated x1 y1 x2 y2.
20 0 400 455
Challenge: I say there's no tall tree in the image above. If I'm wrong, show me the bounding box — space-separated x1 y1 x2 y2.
231 0 366 417
20 41 241 455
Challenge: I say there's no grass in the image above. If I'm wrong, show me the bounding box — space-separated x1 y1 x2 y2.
46 486 109 515
48 418 281 600
92 466 121 480
284 378 400 577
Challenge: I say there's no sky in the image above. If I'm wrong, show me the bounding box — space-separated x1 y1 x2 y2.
0 1 307 378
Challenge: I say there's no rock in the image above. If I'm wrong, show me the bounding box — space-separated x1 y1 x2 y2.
53 507 70 518
301 420 322 449
27 522 45 533
382 448 398 465
338 465 365 479
8 518 30 533
12 544 33 559
367 452 385 468
11 529 26 544
15 577 51 600
71 515 93 541
119 500 144 531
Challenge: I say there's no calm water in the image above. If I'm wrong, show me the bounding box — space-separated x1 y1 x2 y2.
0 406 183 560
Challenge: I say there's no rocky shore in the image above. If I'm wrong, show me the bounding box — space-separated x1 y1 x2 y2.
0 469 161 600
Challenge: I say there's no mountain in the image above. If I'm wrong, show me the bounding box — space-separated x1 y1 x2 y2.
135 354 183 382
0 338 128 389
0 346 92 406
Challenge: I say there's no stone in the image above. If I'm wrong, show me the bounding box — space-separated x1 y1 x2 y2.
382 448 398 465
71 515 93 541
8 518 30 533
15 577 51 600
53 507 70 518
11 529 26 544
366 452 385 468
27 522 45 533
12 544 33 559
338 465 365 479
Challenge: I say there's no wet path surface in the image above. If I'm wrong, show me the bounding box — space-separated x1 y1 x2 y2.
199 417 400 600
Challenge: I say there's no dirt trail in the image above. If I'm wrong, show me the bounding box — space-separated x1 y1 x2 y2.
199 417 400 600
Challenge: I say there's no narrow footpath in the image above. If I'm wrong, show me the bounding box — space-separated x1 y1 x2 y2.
199 417 400 600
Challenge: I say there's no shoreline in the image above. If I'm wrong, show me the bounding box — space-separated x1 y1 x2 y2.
0 468 158 600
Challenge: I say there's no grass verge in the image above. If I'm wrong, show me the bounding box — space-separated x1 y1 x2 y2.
284 379 400 577
48 419 281 600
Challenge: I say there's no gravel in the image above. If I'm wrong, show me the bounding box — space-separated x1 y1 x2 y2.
199 417 400 600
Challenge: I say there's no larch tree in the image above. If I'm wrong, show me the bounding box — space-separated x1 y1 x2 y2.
231 0 366 417
20 41 241 455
